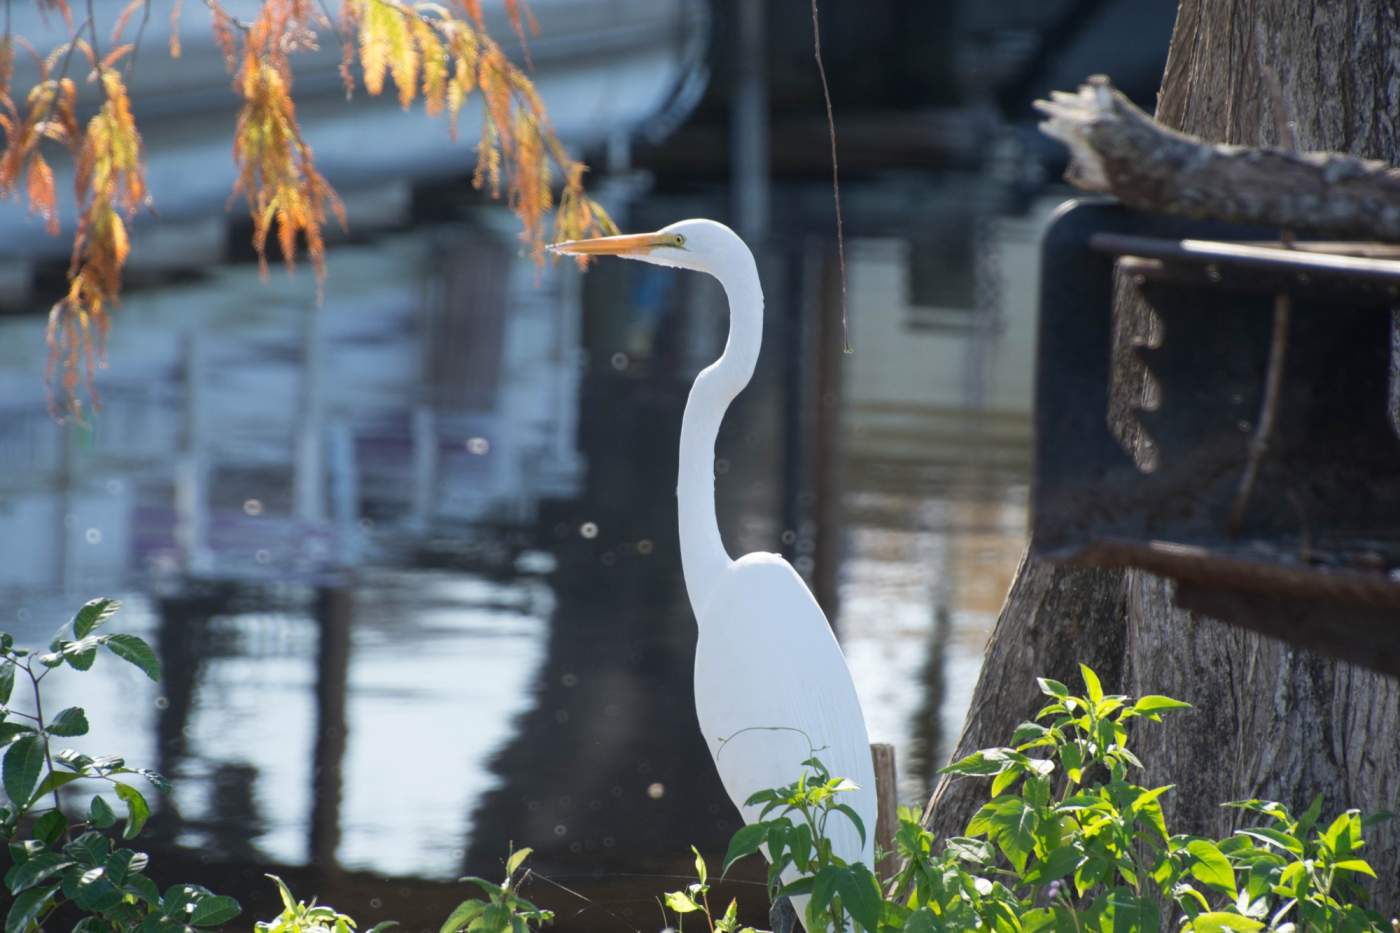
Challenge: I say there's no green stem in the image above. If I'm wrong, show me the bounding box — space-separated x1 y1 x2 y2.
26 662 62 817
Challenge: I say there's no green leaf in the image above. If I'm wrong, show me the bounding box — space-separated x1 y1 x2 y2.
505 846 532 878
990 767 1021 798
1037 678 1068 699
135 768 172 793
89 795 116 829
940 749 1012 777
1132 695 1192 714
690 845 706 885
124 872 160 906
1319 809 1361 858
1079 665 1103 705
32 811 65 846
104 848 148 884
67 866 122 911
1186 839 1237 896
30 770 83 805
903 908 940 933
0 664 14 706
833 803 866 846
809 866 839 919
1236 827 1302 856
1010 721 1049 745
973 797 1036 872
63 640 98 672
63 832 112 867
1331 859 1376 877
1188 912 1264 932
3 736 44 808
0 723 36 747
5 883 57 933
104 635 161 682
189 894 242 926
73 599 121 639
1058 742 1084 783
722 822 769 873
114 783 150 839
46 708 89 738
1023 845 1082 885
440 901 485 933
5 852 73 894
664 891 700 913
834 866 882 933
1296 793 1323 836
944 835 994 865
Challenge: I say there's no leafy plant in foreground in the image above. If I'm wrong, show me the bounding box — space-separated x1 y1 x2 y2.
256 874 395 933
0 597 241 932
703 665 1395 932
661 847 757 933
685 755 880 933
440 846 554 933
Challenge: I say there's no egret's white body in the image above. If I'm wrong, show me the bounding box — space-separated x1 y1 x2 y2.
552 220 876 931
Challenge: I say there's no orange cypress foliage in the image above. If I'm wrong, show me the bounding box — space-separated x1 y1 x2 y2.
47 61 148 417
343 0 615 259
0 42 79 229
226 0 346 284
7 0 615 414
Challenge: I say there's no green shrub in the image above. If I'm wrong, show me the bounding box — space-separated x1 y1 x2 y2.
440 847 554 933
675 664 1396 933
255 875 394 933
0 598 242 932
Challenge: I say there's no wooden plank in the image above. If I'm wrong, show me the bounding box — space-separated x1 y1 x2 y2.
870 742 899 884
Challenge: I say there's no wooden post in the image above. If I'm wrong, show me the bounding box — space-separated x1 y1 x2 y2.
870 743 899 884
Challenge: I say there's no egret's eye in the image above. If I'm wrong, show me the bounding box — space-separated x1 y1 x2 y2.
672 234 686 247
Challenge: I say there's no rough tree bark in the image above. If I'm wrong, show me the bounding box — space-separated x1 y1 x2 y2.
924 0 1400 915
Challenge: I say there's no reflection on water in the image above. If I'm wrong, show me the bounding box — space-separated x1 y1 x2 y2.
0 198 1044 929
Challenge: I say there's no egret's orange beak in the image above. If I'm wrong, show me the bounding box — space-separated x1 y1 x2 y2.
548 231 671 258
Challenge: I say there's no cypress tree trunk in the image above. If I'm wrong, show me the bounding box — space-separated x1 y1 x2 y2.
924 0 1400 914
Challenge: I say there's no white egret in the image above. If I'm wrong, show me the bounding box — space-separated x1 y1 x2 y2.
551 220 876 930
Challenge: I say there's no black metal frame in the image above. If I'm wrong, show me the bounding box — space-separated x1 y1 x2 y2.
1032 199 1400 673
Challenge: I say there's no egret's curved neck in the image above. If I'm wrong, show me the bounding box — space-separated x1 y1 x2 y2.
678 252 763 611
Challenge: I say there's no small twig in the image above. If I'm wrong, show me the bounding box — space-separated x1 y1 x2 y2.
809 0 849 353
26 663 63 814
1227 293 1291 535
1227 54 1297 537
124 0 152 78
202 0 250 34
85 0 100 65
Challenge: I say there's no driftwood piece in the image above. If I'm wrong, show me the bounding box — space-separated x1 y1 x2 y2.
1034 76 1400 241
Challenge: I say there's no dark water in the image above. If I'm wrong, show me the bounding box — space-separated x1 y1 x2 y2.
0 209 1032 930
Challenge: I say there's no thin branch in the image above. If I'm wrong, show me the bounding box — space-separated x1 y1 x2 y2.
26 662 63 814
124 0 152 78
84 0 99 66
809 0 849 352
202 0 250 34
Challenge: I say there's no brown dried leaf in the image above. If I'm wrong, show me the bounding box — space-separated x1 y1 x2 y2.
27 154 58 234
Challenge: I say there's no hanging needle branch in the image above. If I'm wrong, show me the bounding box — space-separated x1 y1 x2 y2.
809 0 849 353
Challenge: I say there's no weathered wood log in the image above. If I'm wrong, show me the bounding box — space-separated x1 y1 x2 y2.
1034 75 1400 241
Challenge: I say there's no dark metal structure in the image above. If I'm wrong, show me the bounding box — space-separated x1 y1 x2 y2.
1032 200 1400 675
